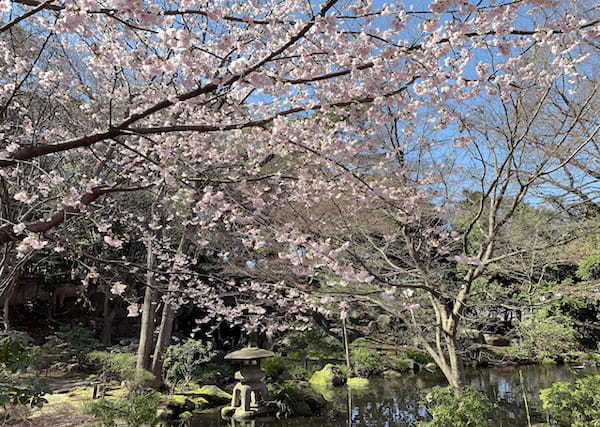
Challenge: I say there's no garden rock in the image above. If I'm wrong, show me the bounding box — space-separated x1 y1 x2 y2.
175 384 232 406
309 364 346 386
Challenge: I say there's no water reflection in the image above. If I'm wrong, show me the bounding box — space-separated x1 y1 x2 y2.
192 365 597 426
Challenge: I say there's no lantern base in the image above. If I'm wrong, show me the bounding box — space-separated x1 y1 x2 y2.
221 365 272 420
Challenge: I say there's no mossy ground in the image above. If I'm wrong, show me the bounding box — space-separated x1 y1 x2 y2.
28 384 105 426
22 377 231 426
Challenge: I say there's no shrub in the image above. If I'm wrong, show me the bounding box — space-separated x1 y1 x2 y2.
87 352 156 395
540 375 600 427
163 339 216 387
586 343 600 367
0 331 39 373
0 331 48 414
88 351 137 382
351 347 385 377
288 363 312 381
0 379 48 410
384 354 416 373
192 362 236 385
349 337 371 349
43 325 98 367
514 310 579 361
577 253 600 281
401 350 433 365
419 386 493 427
85 392 160 427
262 356 288 381
54 325 97 349
269 381 326 419
283 330 344 360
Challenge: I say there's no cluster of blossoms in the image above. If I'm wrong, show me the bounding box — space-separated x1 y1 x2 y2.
0 0 597 331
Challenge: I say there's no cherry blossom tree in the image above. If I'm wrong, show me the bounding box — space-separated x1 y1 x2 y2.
0 0 598 384
263 63 599 389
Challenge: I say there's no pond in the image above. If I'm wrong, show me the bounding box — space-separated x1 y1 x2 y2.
191 364 597 426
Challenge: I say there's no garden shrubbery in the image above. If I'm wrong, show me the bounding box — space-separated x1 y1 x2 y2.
87 351 137 382
282 330 344 361
514 310 579 361
269 381 327 419
351 347 385 377
540 374 600 427
262 355 289 381
163 339 217 387
84 392 160 426
43 325 99 369
419 386 494 427
0 331 48 419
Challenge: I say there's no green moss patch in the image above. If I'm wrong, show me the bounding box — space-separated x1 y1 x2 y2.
308 364 346 386
347 377 369 388
174 384 231 407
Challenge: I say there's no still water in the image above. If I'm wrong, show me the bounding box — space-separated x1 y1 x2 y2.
192 365 595 427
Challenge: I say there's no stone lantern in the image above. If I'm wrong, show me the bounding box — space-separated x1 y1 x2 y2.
220 346 275 420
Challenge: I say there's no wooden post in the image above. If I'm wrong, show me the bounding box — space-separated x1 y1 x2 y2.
342 317 351 374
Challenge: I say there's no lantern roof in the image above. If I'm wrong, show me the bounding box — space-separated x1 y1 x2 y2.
224 346 275 361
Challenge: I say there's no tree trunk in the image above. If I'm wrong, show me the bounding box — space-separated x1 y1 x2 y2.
2 284 14 331
0 243 17 331
424 342 465 390
421 307 465 391
101 307 116 346
151 302 175 378
101 286 117 346
136 235 157 372
446 335 465 391
150 233 187 378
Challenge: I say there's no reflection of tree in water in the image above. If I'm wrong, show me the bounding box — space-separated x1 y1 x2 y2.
349 366 597 426
191 366 598 426
351 392 420 425
349 374 436 425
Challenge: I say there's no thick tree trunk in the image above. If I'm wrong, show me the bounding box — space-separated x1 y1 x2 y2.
446 336 465 391
424 342 465 390
421 304 465 391
151 302 175 378
136 236 157 372
150 234 187 378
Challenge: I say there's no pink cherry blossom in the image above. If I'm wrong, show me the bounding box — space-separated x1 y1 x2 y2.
0 0 10 13
104 235 123 248
97 224 111 233
14 191 31 203
111 282 127 296
12 223 26 234
127 304 141 317
454 255 484 267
